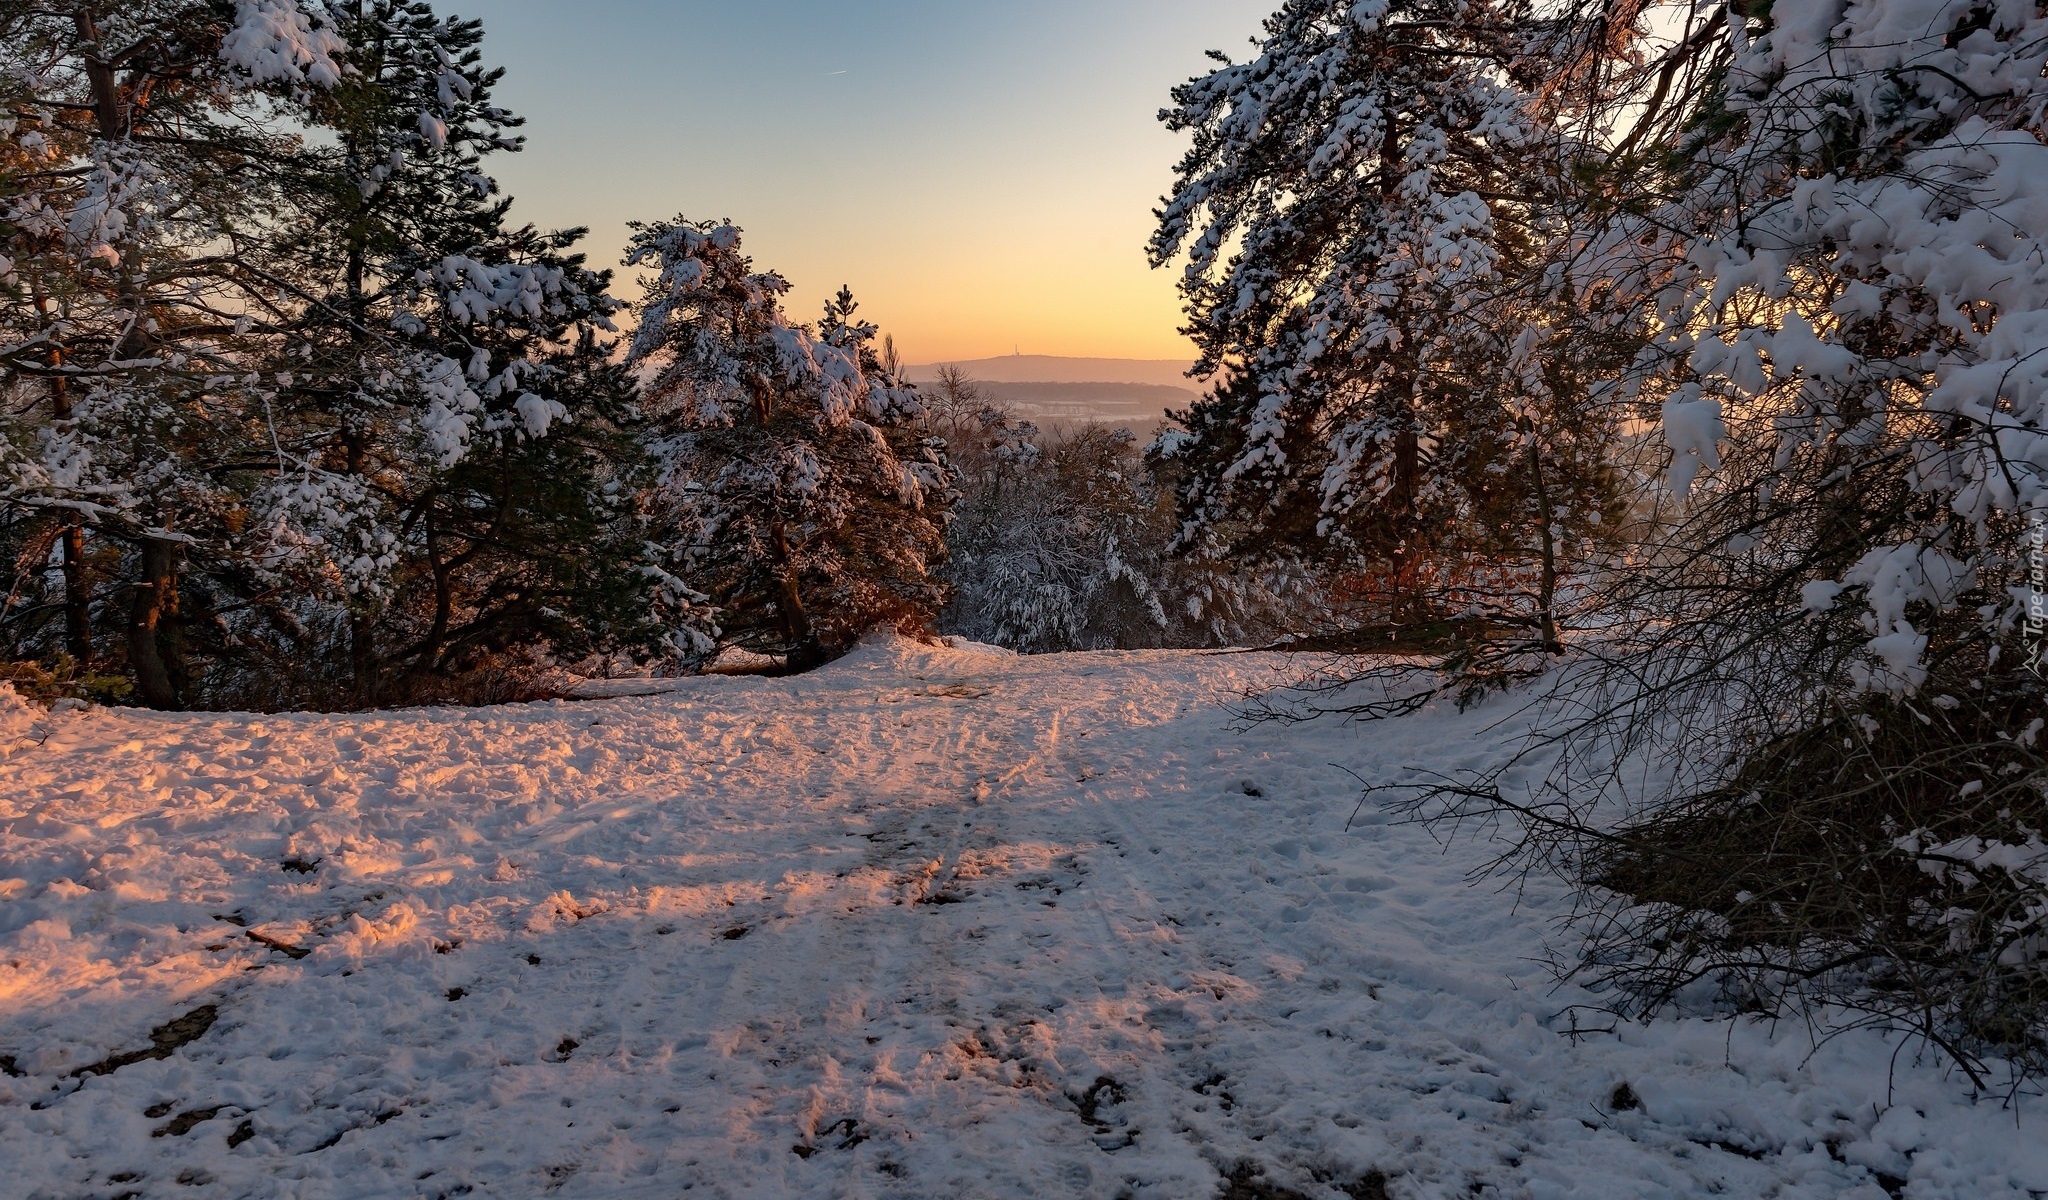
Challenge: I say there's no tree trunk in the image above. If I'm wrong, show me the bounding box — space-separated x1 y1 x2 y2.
769 517 823 671
84 8 179 699
61 524 91 664
34 277 92 663
340 432 381 706
417 502 454 677
74 12 127 140
129 538 183 710
75 12 152 362
349 612 379 707
1525 427 1565 655
1389 419 1424 624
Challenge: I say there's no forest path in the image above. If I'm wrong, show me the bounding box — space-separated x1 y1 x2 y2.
1 639 2039 1199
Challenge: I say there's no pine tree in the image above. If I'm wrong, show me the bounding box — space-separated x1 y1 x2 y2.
1397 0 2048 1074
0 1 337 707
243 0 653 705
624 219 953 671
2 2 665 709
1149 0 1622 651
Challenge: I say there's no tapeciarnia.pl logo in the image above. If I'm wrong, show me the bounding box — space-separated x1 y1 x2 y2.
2030 510 2047 677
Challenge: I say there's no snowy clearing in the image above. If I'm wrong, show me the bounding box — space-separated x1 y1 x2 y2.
2 638 2043 1199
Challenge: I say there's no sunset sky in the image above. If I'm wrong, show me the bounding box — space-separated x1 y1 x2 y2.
457 0 1269 364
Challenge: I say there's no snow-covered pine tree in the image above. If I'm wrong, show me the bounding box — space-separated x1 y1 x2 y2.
241 0 654 706
2 2 663 709
943 416 1128 653
1611 0 2048 705
1149 0 1623 654
624 220 953 671
1416 0 2048 1076
0 1 341 707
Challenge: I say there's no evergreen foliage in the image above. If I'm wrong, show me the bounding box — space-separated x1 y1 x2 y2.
2 2 669 708
1149 0 1627 655
623 219 954 672
253 1 650 706
933 369 1321 653
3 1 329 708
1174 0 2048 1074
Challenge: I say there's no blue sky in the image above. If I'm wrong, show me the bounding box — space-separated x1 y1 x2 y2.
453 0 1271 361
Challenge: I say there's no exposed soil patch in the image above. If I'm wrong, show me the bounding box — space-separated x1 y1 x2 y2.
152 1106 224 1138
542 1163 579 1189
793 1117 868 1158
1074 1075 1128 1130
246 931 311 960
1690 1136 1768 1162
214 913 310 959
74 1005 219 1078
310 1108 402 1152
1217 1164 1389 1200
1218 1164 1314 1199
1271 618 1510 655
1194 1073 1236 1112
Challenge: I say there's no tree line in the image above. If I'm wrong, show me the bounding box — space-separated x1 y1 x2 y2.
0 3 990 709
0 1 1337 711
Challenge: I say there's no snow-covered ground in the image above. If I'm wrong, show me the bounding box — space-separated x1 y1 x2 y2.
1 638 2043 1199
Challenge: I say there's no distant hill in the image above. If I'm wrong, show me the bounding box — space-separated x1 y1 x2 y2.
905 355 1207 390
967 381 1198 429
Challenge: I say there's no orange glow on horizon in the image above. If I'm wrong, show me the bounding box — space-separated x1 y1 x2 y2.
598 193 1203 367
454 0 1264 369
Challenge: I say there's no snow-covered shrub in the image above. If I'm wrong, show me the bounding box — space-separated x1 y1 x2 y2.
1591 0 2048 1073
934 382 1320 654
1578 673 2048 1074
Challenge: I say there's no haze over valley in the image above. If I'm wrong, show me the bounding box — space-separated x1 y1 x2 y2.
905 356 1208 427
